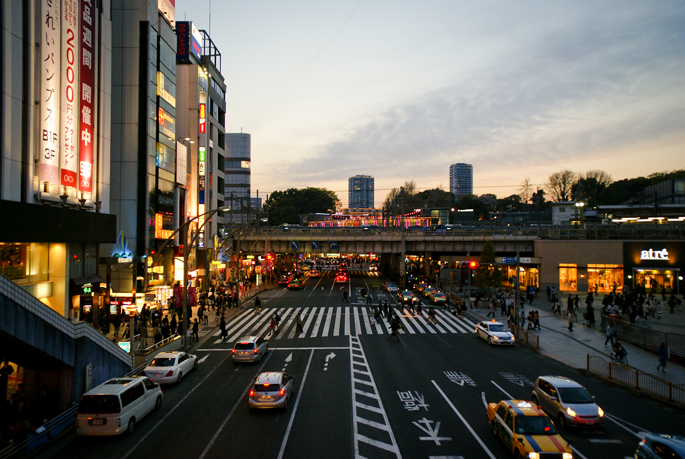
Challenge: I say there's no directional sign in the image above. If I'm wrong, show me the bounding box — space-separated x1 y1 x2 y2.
290 241 299 250
311 241 319 250
499 257 517 264
329 241 338 250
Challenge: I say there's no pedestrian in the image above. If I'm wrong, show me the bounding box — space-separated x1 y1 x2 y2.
519 310 526 328
274 312 281 331
192 318 199 342
370 307 376 325
534 310 540 330
388 316 401 341
342 290 348 303
527 311 534 330
604 324 615 346
296 312 303 334
374 307 382 325
567 311 573 331
112 315 121 339
416 301 423 316
269 316 276 336
378 300 384 317
657 342 668 373
487 301 495 318
546 286 551 302
219 316 227 339
254 295 261 314
427 307 437 324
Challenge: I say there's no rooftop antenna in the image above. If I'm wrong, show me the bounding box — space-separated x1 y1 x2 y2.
209 0 211 37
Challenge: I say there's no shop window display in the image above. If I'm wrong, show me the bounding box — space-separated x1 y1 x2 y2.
559 264 577 291
587 264 623 293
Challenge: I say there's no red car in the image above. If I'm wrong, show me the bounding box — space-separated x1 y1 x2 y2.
335 273 348 283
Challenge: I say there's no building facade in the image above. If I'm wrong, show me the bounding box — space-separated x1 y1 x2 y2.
348 175 374 209
449 163 473 198
224 133 252 225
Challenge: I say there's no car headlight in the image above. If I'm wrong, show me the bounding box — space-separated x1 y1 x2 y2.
528 453 540 459
566 407 577 417
562 453 573 459
493 336 499 340
597 406 604 417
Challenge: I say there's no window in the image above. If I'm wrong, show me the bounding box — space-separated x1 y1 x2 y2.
149 358 175 367
234 342 255 350
78 395 121 414
504 411 514 430
559 264 577 292
496 405 508 421
587 264 623 293
651 441 678 458
121 383 145 408
143 378 156 390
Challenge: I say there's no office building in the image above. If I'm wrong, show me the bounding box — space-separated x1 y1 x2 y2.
349 175 374 209
224 133 252 225
449 163 473 198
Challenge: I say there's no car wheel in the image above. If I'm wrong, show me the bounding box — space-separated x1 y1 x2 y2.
283 397 288 411
557 414 566 429
531 394 539 405
193 360 198 371
177 371 183 384
154 396 162 411
127 418 135 434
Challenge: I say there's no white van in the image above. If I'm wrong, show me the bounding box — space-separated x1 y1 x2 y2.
76 376 163 436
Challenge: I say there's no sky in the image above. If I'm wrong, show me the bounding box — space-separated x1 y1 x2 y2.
175 0 685 208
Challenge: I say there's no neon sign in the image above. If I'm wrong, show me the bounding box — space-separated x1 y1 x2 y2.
640 249 669 260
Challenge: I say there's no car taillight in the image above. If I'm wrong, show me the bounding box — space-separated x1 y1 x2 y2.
279 389 285 397
249 390 255 397
165 370 174 377
231 349 235 354
254 348 258 354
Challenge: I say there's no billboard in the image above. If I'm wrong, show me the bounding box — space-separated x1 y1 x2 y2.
40 0 62 185
59 0 79 188
176 21 202 62
79 0 96 192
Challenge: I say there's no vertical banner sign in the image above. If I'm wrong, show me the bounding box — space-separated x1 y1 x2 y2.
79 0 95 192
41 0 62 184
199 103 206 134
60 0 80 188
198 147 205 248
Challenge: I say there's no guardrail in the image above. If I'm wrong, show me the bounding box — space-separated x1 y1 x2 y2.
587 355 685 407
600 315 685 356
508 321 540 349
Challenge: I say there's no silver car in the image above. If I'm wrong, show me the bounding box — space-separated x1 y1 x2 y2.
232 336 268 363
531 375 606 429
248 372 295 410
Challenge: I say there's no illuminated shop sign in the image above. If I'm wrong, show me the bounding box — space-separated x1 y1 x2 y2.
199 103 206 133
40 0 62 184
157 72 176 107
78 0 96 193
640 248 670 261
155 213 174 239
176 21 202 61
158 107 175 140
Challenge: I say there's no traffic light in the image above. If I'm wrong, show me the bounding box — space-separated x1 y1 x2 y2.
265 253 274 262
468 261 478 269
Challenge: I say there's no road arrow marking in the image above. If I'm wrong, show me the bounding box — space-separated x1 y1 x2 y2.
282 352 293 372
324 352 336 371
198 355 209 364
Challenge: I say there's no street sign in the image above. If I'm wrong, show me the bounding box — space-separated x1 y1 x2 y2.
499 257 517 264
290 241 299 250
311 241 319 250
519 257 532 263
329 241 338 250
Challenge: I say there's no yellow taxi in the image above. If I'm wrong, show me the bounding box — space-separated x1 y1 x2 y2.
487 399 573 459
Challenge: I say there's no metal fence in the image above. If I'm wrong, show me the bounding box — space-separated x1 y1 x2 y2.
600 315 685 355
508 321 540 349
587 355 685 407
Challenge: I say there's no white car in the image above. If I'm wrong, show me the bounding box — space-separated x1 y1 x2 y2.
385 282 399 293
144 351 198 384
475 320 515 345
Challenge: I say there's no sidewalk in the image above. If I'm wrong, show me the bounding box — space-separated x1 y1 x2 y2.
468 294 685 385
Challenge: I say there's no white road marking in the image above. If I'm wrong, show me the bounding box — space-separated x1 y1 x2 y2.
481 392 488 409
276 349 315 459
301 307 318 337
570 445 589 459
344 306 351 336
310 306 326 337
490 380 514 399
333 306 342 336
431 380 497 459
197 355 209 364
605 413 648 439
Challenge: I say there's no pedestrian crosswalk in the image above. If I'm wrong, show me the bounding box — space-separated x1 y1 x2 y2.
211 306 477 344
311 269 380 277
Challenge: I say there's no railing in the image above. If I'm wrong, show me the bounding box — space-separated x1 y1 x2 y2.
508 321 540 349
587 355 685 407
600 315 685 354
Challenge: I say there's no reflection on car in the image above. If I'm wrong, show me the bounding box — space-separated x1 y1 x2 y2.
531 376 605 428
248 372 295 410
232 336 268 363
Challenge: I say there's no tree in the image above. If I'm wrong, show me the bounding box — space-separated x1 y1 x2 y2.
264 187 339 225
414 187 456 208
545 170 578 202
455 194 489 220
518 178 534 205
474 241 503 295
585 170 612 187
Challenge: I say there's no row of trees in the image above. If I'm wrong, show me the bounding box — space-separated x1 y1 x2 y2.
258 169 684 225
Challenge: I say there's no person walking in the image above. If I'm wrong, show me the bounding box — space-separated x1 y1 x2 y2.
657 342 668 373
567 311 573 331
427 307 437 325
342 290 349 303
192 318 199 342
605 324 615 345
274 312 281 332
487 301 495 318
388 316 401 341
296 312 303 334
269 316 276 336
219 316 227 340
254 295 261 315
533 310 540 330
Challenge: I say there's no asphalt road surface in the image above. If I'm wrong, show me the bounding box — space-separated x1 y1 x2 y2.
41 272 684 459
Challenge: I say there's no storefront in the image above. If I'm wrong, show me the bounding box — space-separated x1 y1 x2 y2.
624 242 682 294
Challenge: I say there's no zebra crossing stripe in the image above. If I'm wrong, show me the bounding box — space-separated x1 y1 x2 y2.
323 307 334 336
353 307 363 335
395 309 416 334
301 307 318 337
289 307 309 339
227 311 265 342
361 308 373 334
344 307 351 336
310 307 326 338
277 307 300 340
333 306 342 337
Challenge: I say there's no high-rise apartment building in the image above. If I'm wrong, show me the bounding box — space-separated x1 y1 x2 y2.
349 175 374 209
224 133 252 225
449 163 473 198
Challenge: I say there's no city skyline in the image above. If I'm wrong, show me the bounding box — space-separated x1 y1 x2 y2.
176 0 684 208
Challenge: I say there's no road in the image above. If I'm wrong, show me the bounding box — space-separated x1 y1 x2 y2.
41 271 684 459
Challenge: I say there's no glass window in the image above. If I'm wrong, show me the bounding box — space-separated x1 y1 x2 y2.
515 416 557 435
559 264 577 292
78 395 120 414
0 243 49 283
587 264 624 293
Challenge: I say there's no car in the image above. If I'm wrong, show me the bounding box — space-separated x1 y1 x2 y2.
398 290 418 305
287 279 305 290
143 351 198 384
385 282 399 293
487 399 573 459
415 282 430 292
531 376 606 429
278 276 291 287
335 272 348 283
423 287 437 300
232 336 269 363
248 372 295 410
636 434 685 459
309 269 320 278
369 263 378 271
475 320 515 345
431 292 447 305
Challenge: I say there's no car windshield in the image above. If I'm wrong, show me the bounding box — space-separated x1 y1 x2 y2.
78 395 121 414
149 358 175 367
388 283 397 288
234 342 255 350
515 416 558 435
558 387 594 403
488 324 505 332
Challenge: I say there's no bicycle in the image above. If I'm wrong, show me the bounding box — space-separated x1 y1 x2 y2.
610 351 629 367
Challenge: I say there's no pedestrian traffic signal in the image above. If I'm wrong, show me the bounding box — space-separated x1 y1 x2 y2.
468 261 478 269
265 253 275 262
